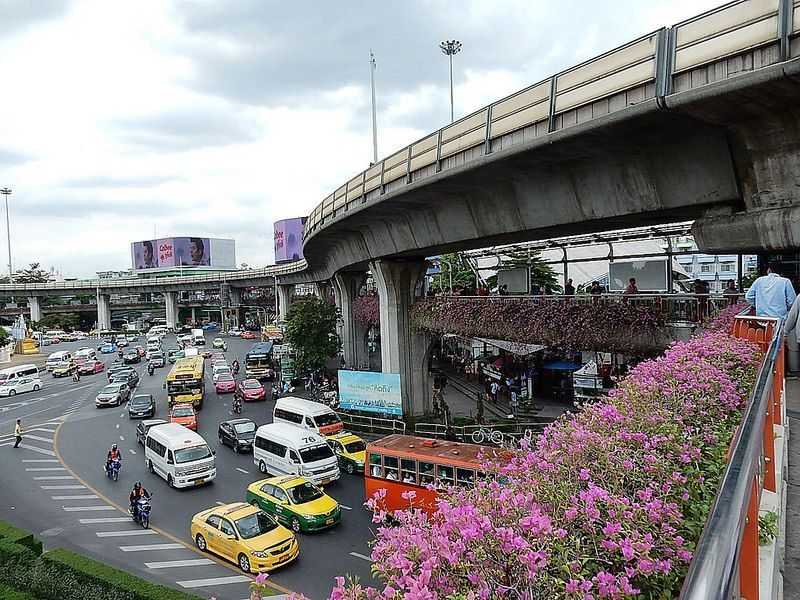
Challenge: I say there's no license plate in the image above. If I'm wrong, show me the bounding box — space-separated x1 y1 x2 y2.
195 478 204 485
321 479 330 485
325 518 334 525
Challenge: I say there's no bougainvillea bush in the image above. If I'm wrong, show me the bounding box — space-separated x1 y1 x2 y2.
704 301 748 332
410 297 665 355
330 328 762 600
353 295 380 327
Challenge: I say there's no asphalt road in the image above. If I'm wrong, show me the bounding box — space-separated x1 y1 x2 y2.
0 335 375 600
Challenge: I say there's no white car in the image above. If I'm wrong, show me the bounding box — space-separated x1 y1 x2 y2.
212 365 231 383
178 334 194 344
0 377 43 396
212 338 227 350
227 329 241 337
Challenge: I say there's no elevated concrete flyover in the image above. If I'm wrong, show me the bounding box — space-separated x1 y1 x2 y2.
291 0 800 416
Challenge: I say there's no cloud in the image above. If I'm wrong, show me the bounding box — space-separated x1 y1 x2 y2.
61 175 181 189
0 0 69 38
0 148 32 168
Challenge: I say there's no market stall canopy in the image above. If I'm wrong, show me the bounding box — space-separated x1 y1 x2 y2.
474 337 545 357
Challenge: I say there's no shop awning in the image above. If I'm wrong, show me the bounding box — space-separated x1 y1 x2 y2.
474 337 545 356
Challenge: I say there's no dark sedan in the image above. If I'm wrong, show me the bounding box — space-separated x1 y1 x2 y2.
128 394 156 419
123 349 141 364
110 370 139 389
217 418 256 453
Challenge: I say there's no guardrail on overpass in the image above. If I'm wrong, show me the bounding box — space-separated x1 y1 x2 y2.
304 0 800 242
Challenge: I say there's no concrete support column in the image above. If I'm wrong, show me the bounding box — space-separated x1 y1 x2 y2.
190 307 197 325
96 292 111 331
164 292 179 331
277 284 294 322
229 287 242 307
314 281 332 302
370 259 429 416
333 272 368 370
27 296 42 323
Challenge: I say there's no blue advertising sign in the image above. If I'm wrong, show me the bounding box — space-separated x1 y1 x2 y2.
338 370 402 416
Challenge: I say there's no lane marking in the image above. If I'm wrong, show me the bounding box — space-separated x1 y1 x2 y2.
119 543 184 552
25 467 66 472
96 529 158 537
33 475 74 480
215 501 225 506
23 434 55 444
8 444 56 456
177 576 251 589
41 485 85 490
116 424 120 429
119 435 124 441
145 558 215 569
63 505 116 512
339 505 352 510
350 552 371 562
129 448 137 455
235 467 249 474
52 495 98 500
22 459 59 463
79 517 130 524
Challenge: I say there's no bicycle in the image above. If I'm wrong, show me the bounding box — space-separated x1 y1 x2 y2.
470 427 504 445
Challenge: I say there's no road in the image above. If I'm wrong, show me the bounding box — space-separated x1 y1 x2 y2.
0 335 375 600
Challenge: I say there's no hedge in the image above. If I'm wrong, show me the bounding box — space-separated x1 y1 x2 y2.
0 582 44 600
0 520 43 556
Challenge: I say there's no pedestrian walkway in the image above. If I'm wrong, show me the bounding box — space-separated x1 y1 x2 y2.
783 379 800 597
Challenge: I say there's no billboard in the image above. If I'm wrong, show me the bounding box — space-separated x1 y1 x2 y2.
338 370 402 416
274 218 306 263
131 237 235 270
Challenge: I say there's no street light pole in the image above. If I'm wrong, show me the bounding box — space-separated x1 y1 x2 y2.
439 40 462 123
369 50 378 165
0 188 12 284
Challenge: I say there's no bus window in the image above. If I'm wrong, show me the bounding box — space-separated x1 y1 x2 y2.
419 461 435 486
369 453 383 478
437 465 454 485
456 468 476 486
401 458 417 484
384 456 399 481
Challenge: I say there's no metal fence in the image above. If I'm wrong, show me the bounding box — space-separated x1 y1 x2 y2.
680 313 784 600
336 412 406 435
414 419 555 445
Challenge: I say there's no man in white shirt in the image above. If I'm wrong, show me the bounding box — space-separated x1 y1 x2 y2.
745 263 796 319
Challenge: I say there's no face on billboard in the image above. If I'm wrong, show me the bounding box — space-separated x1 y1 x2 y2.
132 240 159 269
274 218 305 263
173 237 210 266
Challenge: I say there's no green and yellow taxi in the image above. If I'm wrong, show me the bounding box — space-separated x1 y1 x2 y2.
246 475 341 533
326 431 366 475
191 502 298 573
51 360 78 378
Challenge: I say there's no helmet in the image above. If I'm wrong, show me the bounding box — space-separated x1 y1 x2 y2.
112 444 117 450
133 482 141 490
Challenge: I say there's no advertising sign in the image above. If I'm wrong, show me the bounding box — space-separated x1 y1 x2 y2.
274 218 306 263
338 370 402 416
131 237 235 270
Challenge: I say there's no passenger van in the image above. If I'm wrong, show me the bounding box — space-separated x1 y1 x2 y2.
273 397 344 436
75 347 96 361
45 351 73 371
253 423 340 485
144 423 216 489
0 364 39 385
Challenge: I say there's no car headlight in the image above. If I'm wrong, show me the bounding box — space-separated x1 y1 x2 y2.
251 550 268 558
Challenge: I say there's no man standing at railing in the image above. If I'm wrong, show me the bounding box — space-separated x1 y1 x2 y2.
745 262 795 319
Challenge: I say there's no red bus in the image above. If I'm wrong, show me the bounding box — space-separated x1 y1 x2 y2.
365 434 506 514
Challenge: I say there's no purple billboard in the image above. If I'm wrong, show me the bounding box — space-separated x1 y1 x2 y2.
274 218 306 263
132 237 235 270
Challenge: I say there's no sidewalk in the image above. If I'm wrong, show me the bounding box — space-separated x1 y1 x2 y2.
784 379 800 598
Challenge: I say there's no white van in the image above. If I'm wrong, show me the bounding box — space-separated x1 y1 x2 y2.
0 364 39 384
253 423 340 485
144 423 216 489
45 351 73 371
75 347 96 361
273 397 344 436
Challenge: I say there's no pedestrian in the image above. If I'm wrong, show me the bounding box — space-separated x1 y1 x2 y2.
564 279 575 296
589 281 603 295
745 262 796 319
13 419 22 449
623 278 638 295
490 380 499 404
723 280 740 305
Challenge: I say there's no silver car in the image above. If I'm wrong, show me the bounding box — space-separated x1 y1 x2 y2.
95 383 130 408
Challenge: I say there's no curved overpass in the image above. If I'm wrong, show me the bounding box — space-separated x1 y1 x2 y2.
295 0 800 283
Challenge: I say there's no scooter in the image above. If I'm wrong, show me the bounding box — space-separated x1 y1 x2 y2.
232 396 242 415
105 458 121 481
130 495 152 529
147 363 154 376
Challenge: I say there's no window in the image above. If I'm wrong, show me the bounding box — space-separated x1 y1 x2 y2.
456 468 476 486
720 263 735 273
274 408 303 424
304 416 315 428
174 445 212 464
299 444 334 463
368 453 383 478
289 450 300 464
167 450 175 465
700 264 713 273
219 518 235 536
401 458 417 485
205 515 221 529
329 441 342 454
419 461 435 485
314 413 341 427
383 455 399 480
255 436 287 457
234 512 277 539
146 437 166 457
271 487 288 503
437 465 454 485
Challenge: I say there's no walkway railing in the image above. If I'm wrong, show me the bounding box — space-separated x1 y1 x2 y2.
680 313 784 599
415 419 555 445
336 412 406 435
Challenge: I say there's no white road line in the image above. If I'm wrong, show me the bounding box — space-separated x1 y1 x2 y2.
116 423 120 429
339 505 353 510
22 459 59 463
129 448 137 454
23 434 55 444
235 467 249 474
33 475 74 480
17 445 56 456
51 495 98 500
177 576 251 588
63 505 116 512
215 501 225 506
96 530 157 538
145 558 215 569
25 467 66 472
119 543 184 552
79 517 130 524
119 435 124 441
350 552 372 562
40 485 85 490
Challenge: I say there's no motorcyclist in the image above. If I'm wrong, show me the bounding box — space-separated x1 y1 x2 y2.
106 444 121 474
129 481 150 520
72 369 81 382
117 348 123 359
231 360 240 375
271 384 279 401
232 394 242 414
147 362 155 376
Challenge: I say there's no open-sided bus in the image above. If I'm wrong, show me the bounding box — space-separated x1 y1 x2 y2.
166 356 205 409
245 341 274 379
365 434 506 514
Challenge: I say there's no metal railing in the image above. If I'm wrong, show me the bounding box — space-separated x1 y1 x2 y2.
305 0 799 242
414 419 555 445
336 411 406 435
680 312 784 599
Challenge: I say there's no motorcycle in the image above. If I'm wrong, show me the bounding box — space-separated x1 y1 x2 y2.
271 385 279 401
147 364 154 376
130 495 152 529
232 396 242 415
105 458 121 481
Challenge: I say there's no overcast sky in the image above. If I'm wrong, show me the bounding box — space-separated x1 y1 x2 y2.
0 0 722 278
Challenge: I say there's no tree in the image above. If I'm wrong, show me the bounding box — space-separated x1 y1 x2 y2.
430 253 476 293
486 250 561 293
284 296 340 373
0 327 10 346
0 263 52 284
34 313 81 331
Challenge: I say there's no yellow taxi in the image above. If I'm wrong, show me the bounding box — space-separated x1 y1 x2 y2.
246 475 341 533
191 502 298 573
326 431 367 475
